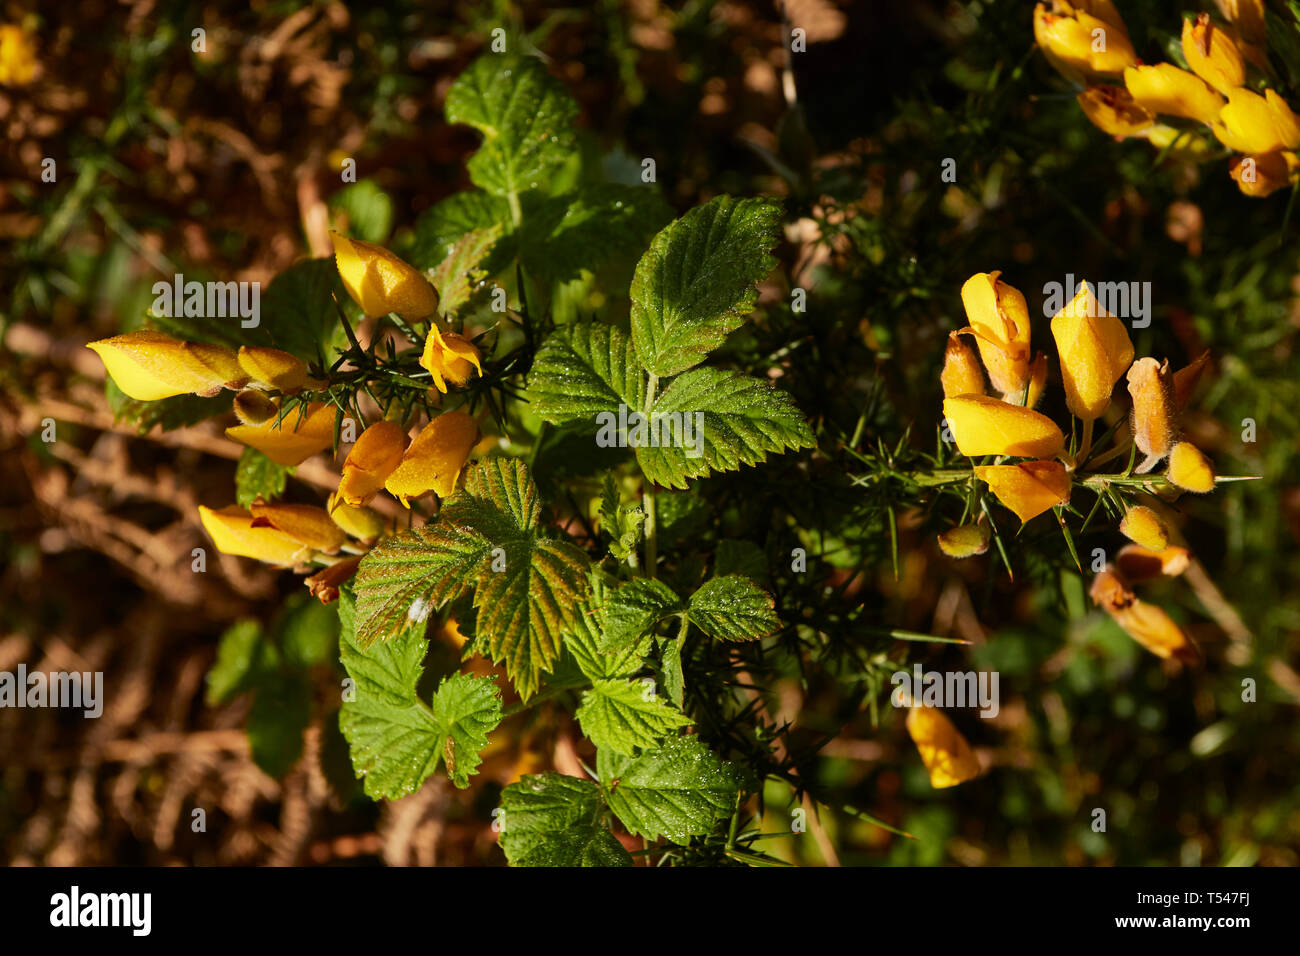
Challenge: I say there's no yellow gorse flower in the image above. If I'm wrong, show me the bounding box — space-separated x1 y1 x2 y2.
226 402 336 466
1050 282 1135 422
1230 151 1300 197
958 272 1031 400
944 395 1066 458
384 410 480 507
248 501 347 553
1119 505 1169 551
1126 357 1177 470
420 325 483 393
238 346 310 392
331 232 440 321
327 493 387 542
1090 568 1199 662
1213 88 1300 155
87 330 247 401
1123 64 1224 127
939 333 986 399
1116 543 1191 581
337 420 410 507
1033 1 1137 86
1167 441 1215 493
937 523 990 558
1182 13 1245 95
1077 85 1155 137
905 705 981 789
974 461 1071 523
0 24 37 86
198 505 306 566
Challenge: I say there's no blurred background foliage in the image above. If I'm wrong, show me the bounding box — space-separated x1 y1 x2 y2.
1 0 1297 865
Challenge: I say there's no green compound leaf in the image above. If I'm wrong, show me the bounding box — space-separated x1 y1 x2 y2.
234 447 288 508
601 735 746 844
687 575 782 642
445 54 579 201
352 459 589 699
630 195 782 378
634 367 816 489
528 320 646 425
498 773 632 867
337 591 502 798
576 678 693 755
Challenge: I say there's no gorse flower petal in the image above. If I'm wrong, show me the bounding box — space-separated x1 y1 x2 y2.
331 232 439 320
87 331 246 401
248 501 347 552
937 523 990 558
1229 151 1300 197
974 460 1071 523
238 346 309 391
198 504 305 566
1124 64 1224 126
906 705 981 789
1126 357 1177 469
1182 13 1245 95
1116 543 1191 581
1213 89 1300 154
1033 1 1136 86
1167 441 1215 493
1089 569 1199 662
233 389 278 426
327 493 387 542
944 395 1066 458
384 410 479 507
1050 282 1134 421
940 333 986 399
305 556 362 605
1077 85 1155 137
1119 505 1169 551
226 402 336 466
420 326 483 393
959 272 1031 399
337 420 410 507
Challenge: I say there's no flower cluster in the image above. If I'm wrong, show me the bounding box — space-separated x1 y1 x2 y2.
1034 1 1300 197
938 271 1219 663
86 236 485 600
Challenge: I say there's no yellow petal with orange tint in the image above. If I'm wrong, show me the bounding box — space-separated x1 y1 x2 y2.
1167 442 1215 492
87 331 245 401
226 402 336 466
248 501 347 552
198 504 305 566
1050 282 1135 421
331 232 439 321
384 411 480 507
906 706 981 789
944 395 1066 458
337 420 410 507
974 460 1071 523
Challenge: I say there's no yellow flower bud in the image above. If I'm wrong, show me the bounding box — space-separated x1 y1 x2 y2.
944 395 1066 458
226 402 336 466
337 420 410 507
959 272 1031 399
1182 14 1245 94
198 504 305 566
1050 282 1134 421
0 24 38 86
1213 88 1300 154
1077 85 1155 137
87 331 246 401
1126 357 1177 469
1229 151 1300 198
905 705 981 789
331 232 439 320
420 326 483 393
305 556 362 604
1116 543 1191 581
238 346 309 391
1167 442 1215 493
1026 352 1048 409
248 501 346 553
384 410 479 507
1089 569 1198 662
1033 2 1137 86
937 524 990 558
1119 505 1169 551
233 389 279 426
1124 64 1224 126
327 493 388 542
974 460 1071 523
940 333 985 399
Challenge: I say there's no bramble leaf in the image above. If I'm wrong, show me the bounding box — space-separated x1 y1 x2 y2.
634 367 815 489
687 575 781 642
601 577 684 649
576 678 693 755
427 222 506 315
528 320 646 425
235 447 288 508
498 773 632 867
409 190 511 270
630 195 782 377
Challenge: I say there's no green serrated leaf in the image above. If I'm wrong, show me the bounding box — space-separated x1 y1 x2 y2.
528 320 646 425
498 773 632 867
601 577 684 649
352 459 589 699
205 619 270 705
601 736 744 844
409 190 513 270
445 54 579 201
564 588 650 680
597 473 644 561
255 258 344 359
247 676 311 779
687 575 781 642
630 195 782 377
634 367 815 489
428 222 506 315
714 539 768 581
429 673 504 788
576 679 692 755
234 447 288 508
